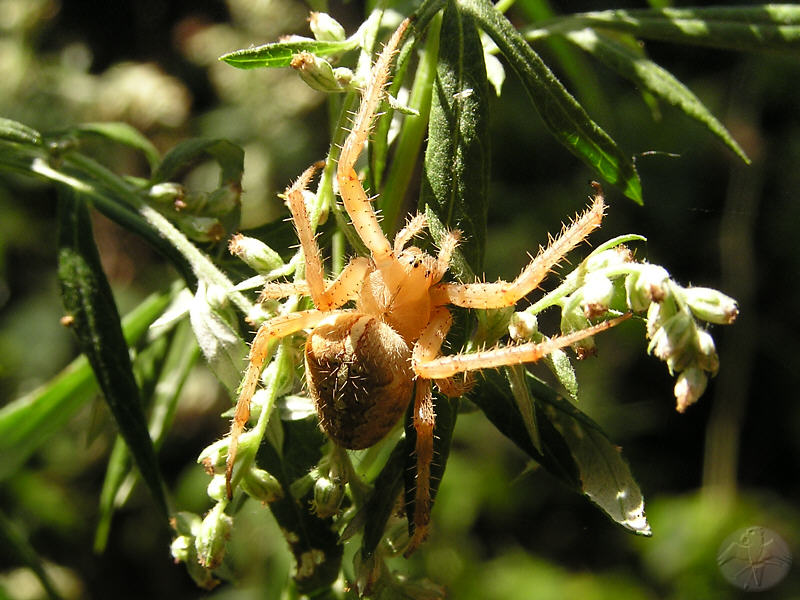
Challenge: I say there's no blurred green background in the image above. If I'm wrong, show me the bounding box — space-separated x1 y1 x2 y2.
1 0 799 598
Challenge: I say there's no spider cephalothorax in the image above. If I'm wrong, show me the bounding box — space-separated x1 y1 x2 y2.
224 18 629 554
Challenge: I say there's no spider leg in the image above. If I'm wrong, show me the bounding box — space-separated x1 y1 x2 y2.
336 19 410 262
226 309 345 498
406 380 435 556
430 186 605 308
414 313 631 379
393 214 427 252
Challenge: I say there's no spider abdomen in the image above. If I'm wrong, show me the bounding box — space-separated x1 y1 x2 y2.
305 313 414 449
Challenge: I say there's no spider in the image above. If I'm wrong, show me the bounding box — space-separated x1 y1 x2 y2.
225 18 629 554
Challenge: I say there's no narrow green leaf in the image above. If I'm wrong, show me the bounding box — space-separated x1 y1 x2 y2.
564 28 749 163
57 191 168 517
0 117 42 145
0 288 175 481
95 319 200 551
459 0 643 203
70 122 160 172
188 281 248 393
530 376 651 536
219 38 356 69
153 138 244 187
421 0 491 270
557 6 800 54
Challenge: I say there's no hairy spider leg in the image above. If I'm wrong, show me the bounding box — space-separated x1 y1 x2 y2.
226 309 346 497
336 18 410 263
406 306 454 555
413 313 632 379
430 186 606 309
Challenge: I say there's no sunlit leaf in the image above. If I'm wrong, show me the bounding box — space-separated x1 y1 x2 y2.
220 38 356 69
459 0 642 203
57 191 168 517
70 122 161 172
563 28 749 162
421 0 490 270
538 6 800 54
0 117 42 145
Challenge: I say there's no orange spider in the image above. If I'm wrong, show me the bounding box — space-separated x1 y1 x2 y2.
225 18 629 554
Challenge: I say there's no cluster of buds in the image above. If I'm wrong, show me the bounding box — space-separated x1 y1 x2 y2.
514 238 738 412
147 180 241 242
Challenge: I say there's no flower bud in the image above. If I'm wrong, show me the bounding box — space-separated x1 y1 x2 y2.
647 312 695 374
682 286 739 325
308 12 347 42
580 273 614 318
198 438 229 475
290 52 350 93
148 182 185 205
585 246 633 272
171 535 192 563
626 264 670 312
509 311 538 341
229 233 284 274
561 306 596 358
196 503 232 569
240 467 284 504
695 329 720 375
175 214 225 242
674 367 708 413
207 474 228 502
312 475 344 518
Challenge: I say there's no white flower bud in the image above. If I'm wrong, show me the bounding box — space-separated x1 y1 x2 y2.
647 312 694 374
308 12 346 42
682 286 739 325
229 233 284 274
580 273 614 318
148 182 185 204
674 367 708 413
627 264 670 312
207 474 228 502
509 311 538 341
585 246 633 272
290 52 350 93
695 329 720 375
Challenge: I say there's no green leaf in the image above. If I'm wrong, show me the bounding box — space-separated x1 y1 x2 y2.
471 371 650 535
421 0 491 270
70 122 160 172
548 6 800 54
188 281 248 393
563 28 749 163
57 191 168 517
459 0 643 203
532 376 651 536
219 38 356 69
0 117 42 145
95 319 200 551
153 137 244 187
0 288 175 481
